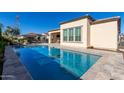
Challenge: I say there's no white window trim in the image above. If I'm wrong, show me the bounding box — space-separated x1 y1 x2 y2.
63 26 82 43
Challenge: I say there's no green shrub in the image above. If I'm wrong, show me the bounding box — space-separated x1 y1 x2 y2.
0 38 5 57
0 37 9 58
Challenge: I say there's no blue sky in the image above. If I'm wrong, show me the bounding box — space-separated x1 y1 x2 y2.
0 12 123 34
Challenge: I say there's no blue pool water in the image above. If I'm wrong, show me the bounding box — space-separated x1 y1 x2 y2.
14 46 101 80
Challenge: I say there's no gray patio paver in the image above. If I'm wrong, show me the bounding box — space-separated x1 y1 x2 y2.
2 46 32 80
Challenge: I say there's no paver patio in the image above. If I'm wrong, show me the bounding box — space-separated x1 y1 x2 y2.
2 44 124 80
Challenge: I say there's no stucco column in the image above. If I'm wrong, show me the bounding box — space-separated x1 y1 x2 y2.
87 19 91 47
60 29 63 44
48 32 51 44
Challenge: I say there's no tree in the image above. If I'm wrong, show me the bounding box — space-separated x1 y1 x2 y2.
0 23 3 38
0 23 4 58
13 27 20 36
4 26 13 37
4 26 20 38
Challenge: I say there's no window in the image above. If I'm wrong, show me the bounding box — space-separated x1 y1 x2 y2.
75 27 81 41
63 29 68 41
69 28 74 41
63 26 81 42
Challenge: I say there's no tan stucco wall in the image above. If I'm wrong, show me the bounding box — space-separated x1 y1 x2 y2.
49 17 119 50
90 21 119 50
60 18 90 48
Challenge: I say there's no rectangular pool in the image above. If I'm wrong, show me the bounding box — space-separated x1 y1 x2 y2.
14 45 101 80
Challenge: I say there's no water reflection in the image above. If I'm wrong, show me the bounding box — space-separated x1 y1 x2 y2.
48 47 60 59
48 46 100 77
14 46 100 79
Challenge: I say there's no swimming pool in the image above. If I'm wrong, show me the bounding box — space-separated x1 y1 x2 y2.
14 45 101 80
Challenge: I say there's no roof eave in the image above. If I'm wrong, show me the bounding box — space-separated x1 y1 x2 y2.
91 16 120 25
48 29 60 32
60 15 94 25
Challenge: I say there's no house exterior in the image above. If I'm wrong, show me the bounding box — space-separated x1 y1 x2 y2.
40 33 49 43
119 33 124 47
23 33 42 43
48 29 60 43
49 15 120 51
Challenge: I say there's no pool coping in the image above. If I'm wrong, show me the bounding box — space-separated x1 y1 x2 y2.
2 46 32 80
45 43 124 80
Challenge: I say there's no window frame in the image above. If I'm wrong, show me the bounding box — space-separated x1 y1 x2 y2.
75 27 81 42
63 29 68 41
63 26 82 43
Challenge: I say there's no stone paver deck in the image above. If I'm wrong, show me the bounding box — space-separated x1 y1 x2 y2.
46 43 124 80
2 44 124 80
2 46 32 80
